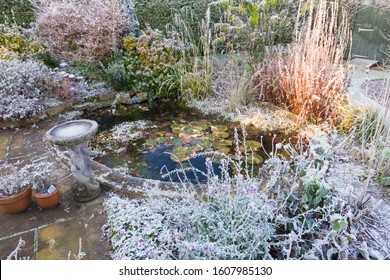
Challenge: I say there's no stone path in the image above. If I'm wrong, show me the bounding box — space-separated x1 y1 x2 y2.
0 117 111 260
348 67 390 106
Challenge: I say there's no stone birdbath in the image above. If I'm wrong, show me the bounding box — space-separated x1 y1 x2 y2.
46 119 101 202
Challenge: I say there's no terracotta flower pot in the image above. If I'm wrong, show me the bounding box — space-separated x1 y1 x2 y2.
0 186 32 214
33 186 60 209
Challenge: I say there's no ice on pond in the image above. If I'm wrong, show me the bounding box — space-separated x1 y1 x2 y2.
52 123 91 138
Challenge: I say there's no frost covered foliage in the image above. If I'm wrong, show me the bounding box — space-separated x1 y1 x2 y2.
0 161 53 198
104 178 275 260
0 59 52 120
0 168 31 198
103 130 390 259
346 81 390 184
29 0 137 63
111 120 150 142
0 23 42 60
93 120 150 157
103 28 184 98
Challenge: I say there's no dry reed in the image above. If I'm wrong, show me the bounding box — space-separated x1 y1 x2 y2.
252 0 351 124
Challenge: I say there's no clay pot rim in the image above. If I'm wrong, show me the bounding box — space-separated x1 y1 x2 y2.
0 186 32 204
33 185 60 199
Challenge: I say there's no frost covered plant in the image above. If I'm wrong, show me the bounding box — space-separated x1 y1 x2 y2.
0 58 91 120
30 0 137 63
93 120 152 154
103 129 390 259
0 169 31 198
252 0 350 124
0 161 53 198
103 183 276 260
102 58 131 92
111 120 150 143
346 80 390 184
0 23 43 60
7 238 28 260
50 71 83 101
103 28 184 98
0 59 53 120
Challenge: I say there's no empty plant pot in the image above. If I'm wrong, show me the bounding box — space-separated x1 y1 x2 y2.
0 187 32 214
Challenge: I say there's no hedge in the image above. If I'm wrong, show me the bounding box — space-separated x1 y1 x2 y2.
134 0 221 34
0 0 35 28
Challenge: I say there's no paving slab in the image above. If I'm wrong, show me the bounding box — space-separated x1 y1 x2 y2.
37 220 85 260
350 58 379 69
0 117 112 260
348 68 390 108
0 191 112 260
0 231 35 260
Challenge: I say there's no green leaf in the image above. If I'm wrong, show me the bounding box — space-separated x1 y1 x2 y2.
245 153 264 165
245 140 262 151
305 181 317 194
332 219 347 231
210 125 229 132
313 186 328 204
380 177 390 186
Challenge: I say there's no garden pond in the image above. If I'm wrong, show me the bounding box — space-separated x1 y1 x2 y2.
88 102 288 183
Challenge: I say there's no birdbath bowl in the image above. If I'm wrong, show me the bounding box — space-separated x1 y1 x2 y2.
46 120 101 202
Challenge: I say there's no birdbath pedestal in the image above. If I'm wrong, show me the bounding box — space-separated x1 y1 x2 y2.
46 120 101 202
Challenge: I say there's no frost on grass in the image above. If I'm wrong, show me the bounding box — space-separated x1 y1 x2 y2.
103 130 390 259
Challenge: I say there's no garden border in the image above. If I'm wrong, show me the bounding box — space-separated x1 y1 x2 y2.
0 91 148 129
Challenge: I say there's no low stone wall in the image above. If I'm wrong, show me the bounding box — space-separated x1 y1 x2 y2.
0 91 148 129
46 140 198 200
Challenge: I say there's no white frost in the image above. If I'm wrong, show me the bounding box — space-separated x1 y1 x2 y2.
53 123 91 138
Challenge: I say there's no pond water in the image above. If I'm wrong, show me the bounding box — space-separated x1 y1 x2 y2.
88 101 285 183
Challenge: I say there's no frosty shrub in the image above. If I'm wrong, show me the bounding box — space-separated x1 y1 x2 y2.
0 59 53 120
103 28 184 98
29 0 137 63
102 58 131 91
0 23 42 60
0 167 32 198
103 129 389 259
104 164 276 260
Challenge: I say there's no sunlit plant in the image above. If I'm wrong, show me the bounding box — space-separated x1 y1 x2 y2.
252 0 350 124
